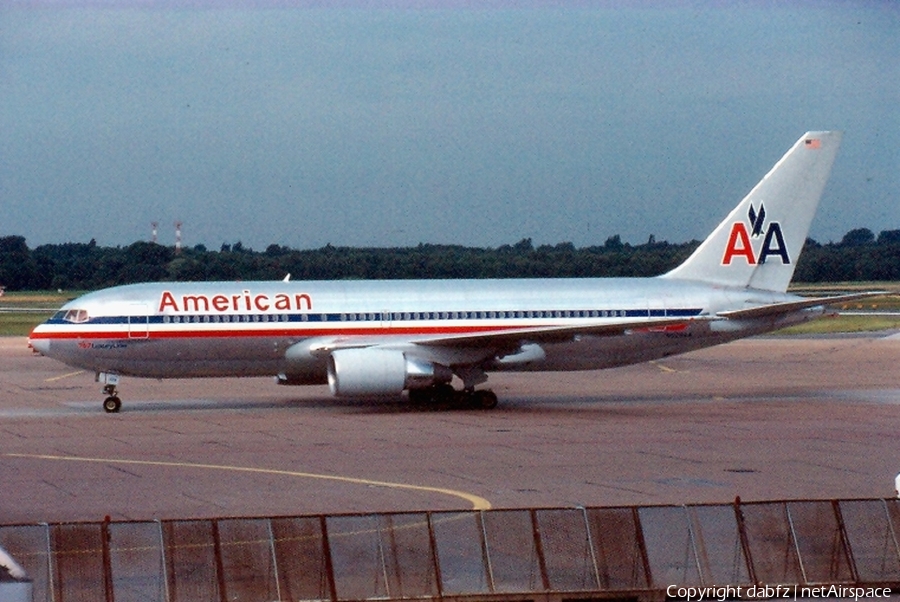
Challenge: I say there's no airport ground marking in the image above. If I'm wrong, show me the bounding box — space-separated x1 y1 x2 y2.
4 452 492 510
650 361 677 373
44 370 84 382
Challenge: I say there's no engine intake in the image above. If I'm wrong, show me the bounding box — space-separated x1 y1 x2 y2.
327 348 452 397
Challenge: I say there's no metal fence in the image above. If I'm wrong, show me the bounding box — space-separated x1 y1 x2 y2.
1 498 899 601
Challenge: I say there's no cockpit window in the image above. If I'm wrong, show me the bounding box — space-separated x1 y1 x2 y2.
62 309 90 323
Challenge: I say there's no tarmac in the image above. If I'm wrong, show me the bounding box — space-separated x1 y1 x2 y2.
1 333 898 525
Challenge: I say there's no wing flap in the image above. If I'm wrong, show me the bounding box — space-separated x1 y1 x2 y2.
413 316 699 349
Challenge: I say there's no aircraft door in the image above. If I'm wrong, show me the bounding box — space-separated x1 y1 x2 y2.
128 303 150 339
649 295 667 318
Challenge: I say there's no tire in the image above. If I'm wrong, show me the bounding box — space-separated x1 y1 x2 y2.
103 396 122 413
408 388 431 405
473 390 498 410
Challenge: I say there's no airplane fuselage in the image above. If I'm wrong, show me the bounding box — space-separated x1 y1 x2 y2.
29 277 813 382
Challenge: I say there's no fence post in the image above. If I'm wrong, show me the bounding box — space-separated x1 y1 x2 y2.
101 517 115 602
530 509 550 591
632 507 653 589
832 500 858 582
210 520 228 602
426 512 444 599
733 497 757 585
477 511 495 593
319 515 338 602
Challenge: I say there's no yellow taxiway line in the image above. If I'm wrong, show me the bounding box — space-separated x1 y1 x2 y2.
650 360 677 373
44 370 84 382
4 452 492 511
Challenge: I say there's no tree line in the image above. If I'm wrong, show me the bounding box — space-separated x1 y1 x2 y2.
1 228 899 291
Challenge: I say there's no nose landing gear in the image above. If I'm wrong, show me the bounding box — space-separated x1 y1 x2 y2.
97 372 122 413
102 386 122 413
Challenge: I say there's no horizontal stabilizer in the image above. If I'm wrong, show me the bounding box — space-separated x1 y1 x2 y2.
717 292 890 320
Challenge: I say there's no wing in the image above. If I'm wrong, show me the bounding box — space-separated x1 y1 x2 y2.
414 316 699 349
307 315 700 357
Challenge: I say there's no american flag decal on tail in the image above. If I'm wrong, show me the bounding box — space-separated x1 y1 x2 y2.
805 138 821 149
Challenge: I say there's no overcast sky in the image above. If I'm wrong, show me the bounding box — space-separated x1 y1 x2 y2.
2 1 898 251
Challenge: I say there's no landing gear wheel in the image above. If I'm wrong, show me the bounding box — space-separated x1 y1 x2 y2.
471 389 498 410
103 396 122 413
101 382 121 413
408 388 432 405
432 384 458 405
408 385 499 410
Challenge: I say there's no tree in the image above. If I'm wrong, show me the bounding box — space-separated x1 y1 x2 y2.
604 234 623 250
512 238 533 252
840 228 874 246
877 230 900 245
0 235 38 290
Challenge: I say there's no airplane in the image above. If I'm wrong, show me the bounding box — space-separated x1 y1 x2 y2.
29 131 876 413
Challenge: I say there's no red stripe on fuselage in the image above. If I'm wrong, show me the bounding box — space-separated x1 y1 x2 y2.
28 324 530 340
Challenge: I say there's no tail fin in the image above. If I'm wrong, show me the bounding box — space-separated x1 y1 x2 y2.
662 131 842 292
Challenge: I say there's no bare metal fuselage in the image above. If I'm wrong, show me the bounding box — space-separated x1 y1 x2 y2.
30 277 814 382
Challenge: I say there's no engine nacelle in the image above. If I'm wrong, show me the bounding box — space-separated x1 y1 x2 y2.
327 348 452 397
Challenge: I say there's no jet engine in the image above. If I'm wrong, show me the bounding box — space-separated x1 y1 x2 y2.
327 348 452 397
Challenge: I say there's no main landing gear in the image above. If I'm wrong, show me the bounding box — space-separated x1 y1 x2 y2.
408 385 499 410
97 372 122 413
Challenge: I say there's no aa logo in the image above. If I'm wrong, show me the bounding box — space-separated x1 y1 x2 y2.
722 203 790 265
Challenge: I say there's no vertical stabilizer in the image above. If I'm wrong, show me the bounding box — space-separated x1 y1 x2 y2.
662 131 842 292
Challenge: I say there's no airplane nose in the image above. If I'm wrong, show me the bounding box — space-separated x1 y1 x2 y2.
29 337 50 355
